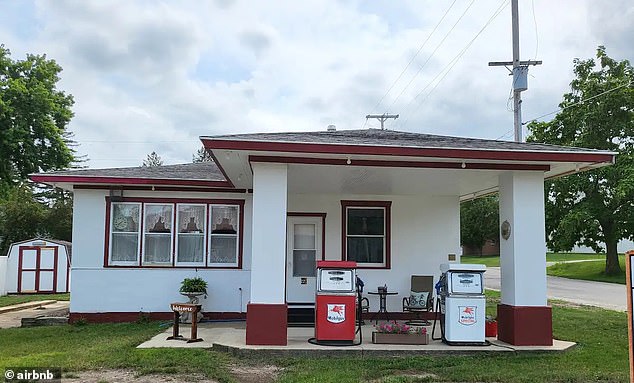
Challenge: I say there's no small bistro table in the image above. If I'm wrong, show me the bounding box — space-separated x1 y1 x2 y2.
368 290 399 324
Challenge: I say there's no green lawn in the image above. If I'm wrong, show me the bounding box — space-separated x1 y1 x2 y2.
0 291 629 382
278 291 629 382
462 253 605 268
0 293 70 308
548 255 626 284
0 322 235 382
460 255 501 267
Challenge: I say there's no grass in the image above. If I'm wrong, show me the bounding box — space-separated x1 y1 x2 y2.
548 255 626 284
461 253 607 268
0 293 70 308
0 321 234 382
462 253 627 284
276 291 629 382
0 290 629 382
460 255 502 267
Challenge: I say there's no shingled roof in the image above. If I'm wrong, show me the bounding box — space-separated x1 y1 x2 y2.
203 129 609 154
35 162 225 181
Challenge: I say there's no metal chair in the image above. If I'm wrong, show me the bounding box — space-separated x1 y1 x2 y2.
402 275 434 326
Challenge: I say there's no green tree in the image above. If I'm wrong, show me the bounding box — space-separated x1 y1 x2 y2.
0 45 76 198
142 151 163 167
42 191 73 241
527 46 634 275
192 146 213 163
460 196 499 256
0 185 47 256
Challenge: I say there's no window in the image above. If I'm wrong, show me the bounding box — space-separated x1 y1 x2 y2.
143 204 174 265
342 201 391 268
106 198 243 268
110 202 142 265
176 204 206 265
209 205 239 267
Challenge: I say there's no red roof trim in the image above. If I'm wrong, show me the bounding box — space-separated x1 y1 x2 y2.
73 185 250 193
207 150 235 188
30 175 231 188
203 138 614 163
249 155 551 171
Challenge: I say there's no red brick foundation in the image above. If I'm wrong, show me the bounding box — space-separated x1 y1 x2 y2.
497 304 552 346
246 303 288 345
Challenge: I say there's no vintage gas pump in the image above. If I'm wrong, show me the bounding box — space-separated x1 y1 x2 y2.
313 261 358 345
437 263 487 345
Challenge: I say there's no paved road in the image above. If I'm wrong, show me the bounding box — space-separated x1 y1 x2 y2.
484 267 626 311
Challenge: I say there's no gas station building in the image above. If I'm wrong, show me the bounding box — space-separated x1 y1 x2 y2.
31 128 615 346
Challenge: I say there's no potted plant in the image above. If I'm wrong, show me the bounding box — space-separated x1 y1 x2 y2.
485 315 498 337
371 321 428 345
179 277 207 324
180 277 208 301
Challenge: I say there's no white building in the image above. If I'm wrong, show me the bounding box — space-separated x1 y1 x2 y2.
31 129 615 346
1 238 71 295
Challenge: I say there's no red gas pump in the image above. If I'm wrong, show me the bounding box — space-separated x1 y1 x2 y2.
314 261 357 344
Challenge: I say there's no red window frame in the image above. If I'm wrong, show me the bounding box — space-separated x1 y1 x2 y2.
341 200 391 269
104 197 244 269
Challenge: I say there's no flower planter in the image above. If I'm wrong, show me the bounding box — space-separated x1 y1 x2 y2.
372 332 429 345
485 321 498 337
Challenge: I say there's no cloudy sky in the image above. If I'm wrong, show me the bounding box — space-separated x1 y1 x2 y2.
1 0 632 168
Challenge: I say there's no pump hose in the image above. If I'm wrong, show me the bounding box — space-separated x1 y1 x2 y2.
431 297 444 341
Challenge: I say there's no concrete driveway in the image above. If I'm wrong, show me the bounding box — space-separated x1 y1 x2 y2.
484 267 626 311
0 301 69 328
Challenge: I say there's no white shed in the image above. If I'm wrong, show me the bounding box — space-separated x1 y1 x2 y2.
0 238 71 295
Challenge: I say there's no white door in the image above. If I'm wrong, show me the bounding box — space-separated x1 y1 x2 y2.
19 248 38 292
286 216 323 304
38 248 56 292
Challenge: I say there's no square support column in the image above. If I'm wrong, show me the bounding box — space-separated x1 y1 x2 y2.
246 163 288 345
497 171 552 346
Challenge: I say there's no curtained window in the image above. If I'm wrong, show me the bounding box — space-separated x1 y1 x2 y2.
176 204 206 265
110 203 141 265
209 205 239 266
106 199 242 268
143 204 173 265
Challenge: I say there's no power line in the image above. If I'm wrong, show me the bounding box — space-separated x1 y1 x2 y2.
531 0 539 61
368 0 458 117
522 80 633 125
387 0 476 111
494 80 632 140
399 0 508 128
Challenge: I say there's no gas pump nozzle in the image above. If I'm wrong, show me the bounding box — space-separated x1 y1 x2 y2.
356 276 364 293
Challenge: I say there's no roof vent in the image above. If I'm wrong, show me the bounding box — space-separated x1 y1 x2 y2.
327 124 336 132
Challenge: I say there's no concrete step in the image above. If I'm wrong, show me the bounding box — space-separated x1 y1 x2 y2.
0 300 58 314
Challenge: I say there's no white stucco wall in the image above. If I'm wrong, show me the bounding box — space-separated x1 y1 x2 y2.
70 189 253 314
289 193 460 312
71 187 459 314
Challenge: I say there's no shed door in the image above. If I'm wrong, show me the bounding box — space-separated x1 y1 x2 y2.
18 246 58 293
38 248 57 292
286 216 323 304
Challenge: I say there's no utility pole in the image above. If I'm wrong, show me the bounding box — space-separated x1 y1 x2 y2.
365 113 399 130
489 0 541 142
